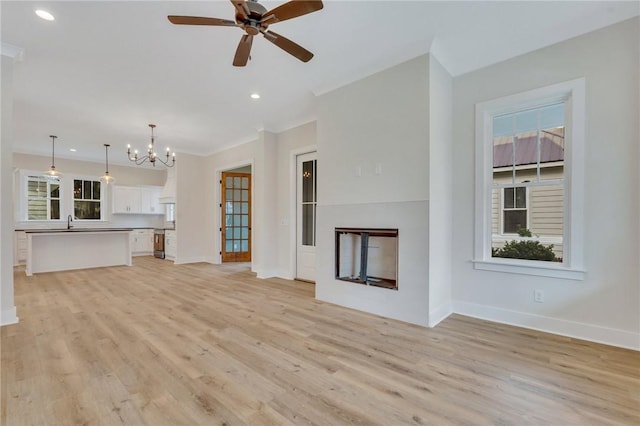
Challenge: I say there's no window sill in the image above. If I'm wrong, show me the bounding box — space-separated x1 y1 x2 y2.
472 258 585 281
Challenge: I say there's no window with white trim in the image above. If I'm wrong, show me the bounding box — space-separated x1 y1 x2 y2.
26 175 61 220
474 79 585 280
73 178 102 220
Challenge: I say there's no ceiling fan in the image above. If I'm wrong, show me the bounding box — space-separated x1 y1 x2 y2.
168 0 324 67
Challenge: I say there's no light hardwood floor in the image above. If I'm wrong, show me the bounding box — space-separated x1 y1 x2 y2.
2 257 639 425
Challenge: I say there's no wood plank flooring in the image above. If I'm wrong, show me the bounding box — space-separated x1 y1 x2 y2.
2 256 639 425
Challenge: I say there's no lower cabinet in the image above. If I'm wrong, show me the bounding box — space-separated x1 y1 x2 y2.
131 229 153 256
14 231 27 266
165 230 176 260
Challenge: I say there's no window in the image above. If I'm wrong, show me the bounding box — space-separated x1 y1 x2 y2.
502 187 527 234
474 79 585 280
73 179 102 220
26 175 60 220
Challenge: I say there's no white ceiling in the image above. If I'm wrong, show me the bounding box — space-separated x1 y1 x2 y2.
2 1 638 166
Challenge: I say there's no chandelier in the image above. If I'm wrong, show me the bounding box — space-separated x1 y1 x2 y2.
127 124 175 167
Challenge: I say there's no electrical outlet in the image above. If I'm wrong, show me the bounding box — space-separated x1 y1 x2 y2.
534 289 544 303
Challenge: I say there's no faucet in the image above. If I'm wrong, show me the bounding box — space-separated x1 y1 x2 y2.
67 214 73 229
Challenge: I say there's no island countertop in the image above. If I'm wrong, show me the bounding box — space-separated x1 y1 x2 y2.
26 229 132 276
24 228 134 234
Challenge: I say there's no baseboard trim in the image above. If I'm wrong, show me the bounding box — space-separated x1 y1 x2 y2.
1 307 18 327
452 301 640 351
429 303 453 327
173 256 208 265
256 268 279 279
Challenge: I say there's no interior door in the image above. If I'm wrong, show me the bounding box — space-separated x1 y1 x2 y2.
221 172 251 262
296 152 317 281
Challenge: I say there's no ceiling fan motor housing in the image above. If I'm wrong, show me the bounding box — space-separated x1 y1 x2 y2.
236 0 268 35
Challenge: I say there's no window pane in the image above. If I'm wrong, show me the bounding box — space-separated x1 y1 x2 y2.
504 188 514 209
83 181 91 199
504 210 527 234
92 181 101 200
74 180 82 199
75 201 100 220
515 187 526 208
50 184 59 198
28 199 47 220
233 177 241 188
51 200 60 220
241 177 249 189
226 177 233 188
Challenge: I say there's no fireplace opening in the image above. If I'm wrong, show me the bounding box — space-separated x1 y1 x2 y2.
335 228 398 290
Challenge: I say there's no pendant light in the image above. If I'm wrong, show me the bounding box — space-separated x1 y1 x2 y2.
101 144 115 184
45 135 62 177
127 124 175 167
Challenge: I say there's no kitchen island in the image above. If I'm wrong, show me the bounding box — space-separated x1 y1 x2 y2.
26 229 133 276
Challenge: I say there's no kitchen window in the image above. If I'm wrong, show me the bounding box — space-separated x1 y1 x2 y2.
73 179 102 220
26 175 60 220
474 78 586 280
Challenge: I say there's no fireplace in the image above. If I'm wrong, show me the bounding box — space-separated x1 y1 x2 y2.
335 227 398 290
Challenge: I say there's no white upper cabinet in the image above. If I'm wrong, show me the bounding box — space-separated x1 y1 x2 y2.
140 187 162 214
112 186 163 215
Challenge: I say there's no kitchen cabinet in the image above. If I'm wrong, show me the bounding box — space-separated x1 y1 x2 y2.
165 229 176 260
14 231 27 266
112 185 163 215
140 187 163 214
131 229 153 255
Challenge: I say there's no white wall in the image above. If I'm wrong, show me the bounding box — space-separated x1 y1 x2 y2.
13 153 166 229
427 55 454 326
175 153 208 264
451 17 640 349
316 55 432 326
1 54 18 326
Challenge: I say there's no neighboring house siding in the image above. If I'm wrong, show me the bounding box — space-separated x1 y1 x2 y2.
492 166 564 259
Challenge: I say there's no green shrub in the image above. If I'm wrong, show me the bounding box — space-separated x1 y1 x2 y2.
517 228 532 237
492 240 556 262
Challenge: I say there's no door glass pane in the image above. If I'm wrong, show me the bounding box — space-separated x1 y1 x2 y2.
233 215 241 226
241 202 248 214
233 189 241 201
302 204 314 245
241 228 248 239
241 190 248 201
302 161 314 202
241 240 248 252
226 202 233 214
226 227 232 236
233 228 241 239
241 177 249 189
241 215 248 227
233 177 241 187
226 177 233 188
226 240 233 252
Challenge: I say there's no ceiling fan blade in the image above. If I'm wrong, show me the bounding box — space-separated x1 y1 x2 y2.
262 0 323 24
233 34 253 67
168 16 237 26
262 30 313 63
230 0 250 20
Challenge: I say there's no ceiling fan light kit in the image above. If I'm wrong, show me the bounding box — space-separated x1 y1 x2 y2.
168 0 323 67
127 124 176 168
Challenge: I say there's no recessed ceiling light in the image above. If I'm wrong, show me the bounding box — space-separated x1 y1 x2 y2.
69 148 77 152
250 93 260 100
35 9 55 21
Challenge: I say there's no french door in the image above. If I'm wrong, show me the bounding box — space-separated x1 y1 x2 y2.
296 152 317 281
221 172 251 262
